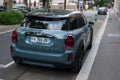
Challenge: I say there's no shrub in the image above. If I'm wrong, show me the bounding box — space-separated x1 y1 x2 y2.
103 3 109 7
0 11 24 25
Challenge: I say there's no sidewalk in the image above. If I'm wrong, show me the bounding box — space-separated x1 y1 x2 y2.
83 10 98 22
88 9 120 80
83 9 97 14
0 25 18 35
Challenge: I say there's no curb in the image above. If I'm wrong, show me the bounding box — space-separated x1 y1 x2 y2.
0 29 14 35
0 25 18 35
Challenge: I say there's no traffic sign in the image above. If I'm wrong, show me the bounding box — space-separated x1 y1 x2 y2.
80 1 83 7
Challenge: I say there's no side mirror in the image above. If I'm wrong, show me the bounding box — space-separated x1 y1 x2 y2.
20 21 25 26
89 21 94 25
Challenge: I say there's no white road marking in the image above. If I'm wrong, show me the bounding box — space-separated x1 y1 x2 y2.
0 79 3 80
76 12 109 80
3 61 14 68
108 33 120 38
0 61 14 68
0 64 5 68
0 29 14 35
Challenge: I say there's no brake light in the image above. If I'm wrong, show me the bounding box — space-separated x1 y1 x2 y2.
12 30 17 43
65 35 74 49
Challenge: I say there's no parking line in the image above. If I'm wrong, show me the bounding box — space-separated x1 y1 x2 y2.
3 61 14 68
0 61 14 68
76 12 109 80
0 64 5 68
0 29 14 35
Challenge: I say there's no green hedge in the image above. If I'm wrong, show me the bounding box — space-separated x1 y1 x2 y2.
103 3 109 7
0 11 24 25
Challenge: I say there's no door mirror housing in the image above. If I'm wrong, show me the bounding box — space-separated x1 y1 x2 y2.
89 21 94 25
20 21 25 26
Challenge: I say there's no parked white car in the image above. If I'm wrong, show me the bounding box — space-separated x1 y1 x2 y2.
13 4 26 10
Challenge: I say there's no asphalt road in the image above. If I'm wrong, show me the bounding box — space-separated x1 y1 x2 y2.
0 33 12 64
0 11 106 80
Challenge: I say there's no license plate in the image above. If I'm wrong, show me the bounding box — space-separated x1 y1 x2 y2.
29 37 49 43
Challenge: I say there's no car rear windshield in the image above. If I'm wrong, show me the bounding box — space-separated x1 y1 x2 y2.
99 7 106 10
24 17 69 30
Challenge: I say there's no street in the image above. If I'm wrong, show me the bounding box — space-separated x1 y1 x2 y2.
1 10 120 80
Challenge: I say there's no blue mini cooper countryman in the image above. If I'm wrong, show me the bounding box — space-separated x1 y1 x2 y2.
11 9 94 73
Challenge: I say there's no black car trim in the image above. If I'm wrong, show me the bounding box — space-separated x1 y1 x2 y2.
25 32 55 38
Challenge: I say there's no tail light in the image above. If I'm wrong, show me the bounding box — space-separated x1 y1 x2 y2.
12 30 17 43
64 35 74 49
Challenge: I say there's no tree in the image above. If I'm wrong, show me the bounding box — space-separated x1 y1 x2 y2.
94 0 114 7
8 0 13 11
43 0 46 8
40 0 49 8
64 0 66 9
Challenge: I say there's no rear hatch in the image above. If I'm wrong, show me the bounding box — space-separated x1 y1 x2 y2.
16 16 70 53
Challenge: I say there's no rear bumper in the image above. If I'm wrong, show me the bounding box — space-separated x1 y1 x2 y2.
11 45 75 68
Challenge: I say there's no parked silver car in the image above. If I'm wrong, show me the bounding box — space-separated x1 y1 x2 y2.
98 7 107 15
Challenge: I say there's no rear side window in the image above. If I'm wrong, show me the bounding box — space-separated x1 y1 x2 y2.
69 18 78 30
77 14 86 28
67 13 86 30
77 18 85 28
23 17 70 30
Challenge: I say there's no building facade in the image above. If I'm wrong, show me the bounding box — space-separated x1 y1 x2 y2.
0 0 4 5
3 0 40 7
114 0 120 15
51 0 77 10
13 0 40 7
2 0 78 10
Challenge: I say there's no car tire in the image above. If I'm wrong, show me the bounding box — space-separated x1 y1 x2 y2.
71 47 84 73
105 13 107 15
13 57 23 65
98 12 100 15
